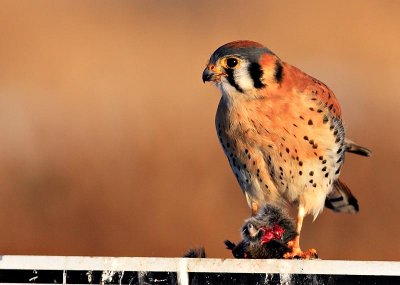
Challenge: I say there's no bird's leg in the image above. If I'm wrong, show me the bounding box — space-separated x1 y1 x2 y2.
285 206 305 257
251 202 259 216
284 205 318 259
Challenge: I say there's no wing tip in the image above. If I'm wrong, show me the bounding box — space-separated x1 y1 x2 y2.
345 141 372 157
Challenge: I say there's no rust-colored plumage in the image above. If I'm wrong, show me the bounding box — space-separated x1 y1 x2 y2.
203 40 370 258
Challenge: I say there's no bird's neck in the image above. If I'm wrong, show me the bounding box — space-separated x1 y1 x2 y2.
218 84 266 110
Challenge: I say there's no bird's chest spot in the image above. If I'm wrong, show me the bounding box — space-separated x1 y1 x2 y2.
265 113 345 194
217 123 275 199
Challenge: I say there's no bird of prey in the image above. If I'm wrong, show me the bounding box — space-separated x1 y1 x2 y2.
202 40 371 258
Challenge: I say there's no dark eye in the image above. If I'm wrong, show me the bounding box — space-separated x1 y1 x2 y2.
226 57 238 68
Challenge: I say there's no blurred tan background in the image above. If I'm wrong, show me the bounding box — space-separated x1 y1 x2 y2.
0 0 399 261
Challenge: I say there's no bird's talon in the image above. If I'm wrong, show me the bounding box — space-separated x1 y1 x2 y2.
302 248 318 259
284 248 318 259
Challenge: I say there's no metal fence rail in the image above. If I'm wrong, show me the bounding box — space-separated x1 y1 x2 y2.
0 255 399 284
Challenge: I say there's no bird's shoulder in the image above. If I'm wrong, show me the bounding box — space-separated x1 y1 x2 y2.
276 62 342 118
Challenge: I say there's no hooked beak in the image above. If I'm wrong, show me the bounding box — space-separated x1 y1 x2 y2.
202 64 224 83
202 67 213 83
202 65 214 83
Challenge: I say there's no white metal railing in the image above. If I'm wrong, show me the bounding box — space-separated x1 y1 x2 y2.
0 255 399 284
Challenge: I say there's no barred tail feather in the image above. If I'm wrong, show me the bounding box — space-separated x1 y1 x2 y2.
325 179 359 213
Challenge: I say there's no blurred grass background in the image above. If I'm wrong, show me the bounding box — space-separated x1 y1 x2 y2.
0 0 399 260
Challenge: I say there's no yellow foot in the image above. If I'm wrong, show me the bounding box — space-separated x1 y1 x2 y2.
284 247 318 259
284 241 318 259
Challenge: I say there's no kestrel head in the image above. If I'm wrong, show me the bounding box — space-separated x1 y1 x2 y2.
202 40 283 95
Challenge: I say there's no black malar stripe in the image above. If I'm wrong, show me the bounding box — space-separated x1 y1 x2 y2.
225 68 244 93
274 60 283 83
248 62 266 89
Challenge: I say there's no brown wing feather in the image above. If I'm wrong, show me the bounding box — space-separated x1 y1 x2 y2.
281 63 342 118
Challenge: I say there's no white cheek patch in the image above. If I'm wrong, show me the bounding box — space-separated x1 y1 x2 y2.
234 62 254 91
218 80 237 96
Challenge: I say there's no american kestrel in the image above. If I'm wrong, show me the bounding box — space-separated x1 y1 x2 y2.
202 40 371 258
